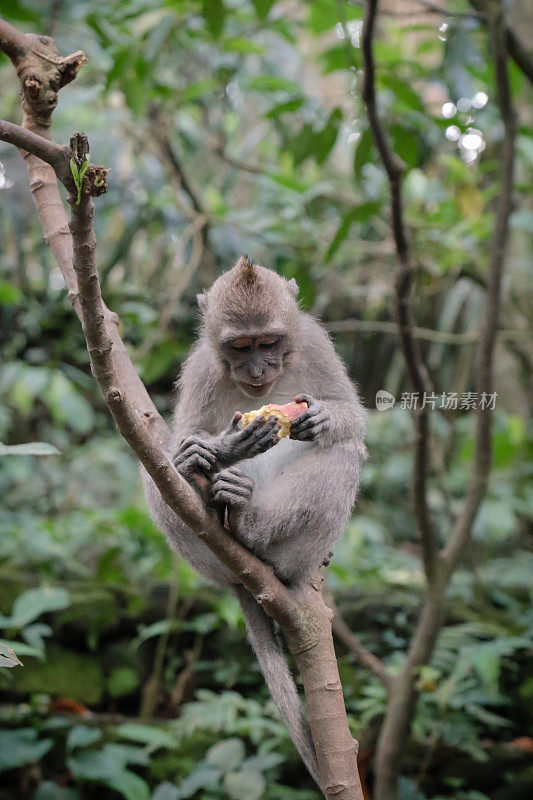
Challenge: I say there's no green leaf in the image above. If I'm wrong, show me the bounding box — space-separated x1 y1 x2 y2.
152 784 179 800
67 747 150 800
114 723 178 751
263 98 304 119
176 765 221 798
314 107 342 165
35 782 81 800
0 280 22 305
251 0 275 20
247 75 300 93
224 769 266 800
107 667 140 698
380 75 425 112
202 0 225 38
353 129 373 178
70 158 80 183
326 201 381 260
206 738 246 772
0 729 53 772
12 644 104 705
0 442 60 456
67 725 102 750
0 587 70 628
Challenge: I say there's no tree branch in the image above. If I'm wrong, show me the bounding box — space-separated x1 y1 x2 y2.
360 3 517 797
0 18 365 798
0 17 169 448
326 318 530 345
360 0 438 587
328 595 391 689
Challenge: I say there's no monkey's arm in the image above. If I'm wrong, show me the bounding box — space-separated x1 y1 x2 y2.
289 316 366 449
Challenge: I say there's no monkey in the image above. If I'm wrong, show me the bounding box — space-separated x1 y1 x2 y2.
141 256 366 786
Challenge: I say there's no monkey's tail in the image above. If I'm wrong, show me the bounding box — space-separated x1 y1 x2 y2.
233 585 322 789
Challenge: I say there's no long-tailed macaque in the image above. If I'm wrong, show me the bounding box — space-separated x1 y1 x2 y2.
142 256 366 785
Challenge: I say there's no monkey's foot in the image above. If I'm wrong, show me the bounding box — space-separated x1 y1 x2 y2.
211 466 254 509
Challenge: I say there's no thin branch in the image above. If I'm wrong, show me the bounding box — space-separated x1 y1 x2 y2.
326 318 530 345
442 0 517 575
0 119 71 185
329 596 391 688
360 0 438 586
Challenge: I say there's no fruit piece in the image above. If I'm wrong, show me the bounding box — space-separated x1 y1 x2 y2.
240 401 308 439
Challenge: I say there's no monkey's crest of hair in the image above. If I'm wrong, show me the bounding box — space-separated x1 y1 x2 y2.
201 256 299 341
234 254 257 286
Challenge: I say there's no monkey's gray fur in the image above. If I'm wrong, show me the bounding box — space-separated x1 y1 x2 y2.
142 257 366 787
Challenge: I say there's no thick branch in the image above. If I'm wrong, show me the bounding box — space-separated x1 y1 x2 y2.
442 0 517 576
364 3 516 798
65 134 363 800
361 0 438 586
0 18 365 797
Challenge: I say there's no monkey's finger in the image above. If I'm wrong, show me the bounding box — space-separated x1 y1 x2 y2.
225 412 243 433
213 468 254 489
292 412 326 434
212 489 248 507
294 393 316 407
175 437 215 458
296 421 328 441
179 454 213 473
174 444 217 465
239 415 268 439
290 410 319 432
212 479 251 497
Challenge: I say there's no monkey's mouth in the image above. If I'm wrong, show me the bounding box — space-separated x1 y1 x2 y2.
239 381 274 397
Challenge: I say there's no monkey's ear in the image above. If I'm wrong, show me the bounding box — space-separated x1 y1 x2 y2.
287 278 299 297
197 293 207 310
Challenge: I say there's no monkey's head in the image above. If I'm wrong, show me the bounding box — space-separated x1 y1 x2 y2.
198 256 300 399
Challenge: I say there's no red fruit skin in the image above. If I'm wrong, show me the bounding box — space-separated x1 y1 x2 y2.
276 401 308 421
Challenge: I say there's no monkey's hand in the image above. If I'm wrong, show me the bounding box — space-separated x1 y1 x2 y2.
211 466 254 512
289 394 331 442
173 436 218 477
212 413 281 467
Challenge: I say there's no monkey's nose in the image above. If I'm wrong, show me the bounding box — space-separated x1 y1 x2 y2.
248 364 265 379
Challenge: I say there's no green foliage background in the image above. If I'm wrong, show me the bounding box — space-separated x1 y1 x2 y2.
0 1 531 799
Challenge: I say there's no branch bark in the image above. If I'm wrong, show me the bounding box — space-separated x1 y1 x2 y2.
360 2 516 798
0 18 365 800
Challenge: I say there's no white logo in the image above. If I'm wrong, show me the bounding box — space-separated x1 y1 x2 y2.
376 390 396 411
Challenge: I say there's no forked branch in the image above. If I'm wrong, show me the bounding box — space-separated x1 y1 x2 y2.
0 17 365 799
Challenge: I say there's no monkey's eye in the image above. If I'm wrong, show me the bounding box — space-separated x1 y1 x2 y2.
259 341 275 350
231 343 251 352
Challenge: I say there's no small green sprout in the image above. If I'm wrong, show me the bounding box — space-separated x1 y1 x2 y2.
94 176 104 188
69 155 90 205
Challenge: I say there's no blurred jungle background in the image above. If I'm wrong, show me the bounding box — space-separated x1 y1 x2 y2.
0 1 531 799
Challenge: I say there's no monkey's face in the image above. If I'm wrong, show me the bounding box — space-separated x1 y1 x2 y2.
222 332 288 398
